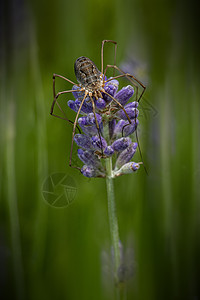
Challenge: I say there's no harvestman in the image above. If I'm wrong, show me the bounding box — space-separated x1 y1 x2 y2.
50 40 146 170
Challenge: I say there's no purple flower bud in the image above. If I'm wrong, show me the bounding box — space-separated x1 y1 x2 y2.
130 162 140 171
67 100 77 112
78 113 103 136
104 146 114 157
116 106 139 120
86 113 102 126
113 120 126 137
113 119 139 137
123 119 139 136
74 134 93 149
115 142 138 169
78 117 99 136
114 162 141 177
75 99 93 114
91 135 107 150
72 85 86 100
77 149 100 167
81 165 105 178
109 119 116 139
96 98 107 110
115 85 134 106
103 79 119 102
78 116 87 126
112 137 132 152
124 101 138 109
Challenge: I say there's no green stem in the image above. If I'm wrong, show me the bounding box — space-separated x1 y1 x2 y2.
106 157 121 282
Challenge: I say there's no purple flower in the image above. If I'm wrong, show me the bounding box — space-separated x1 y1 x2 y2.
113 119 139 138
86 112 102 126
78 114 103 136
74 99 93 114
114 162 141 177
115 143 138 169
81 165 105 178
96 98 107 110
77 149 101 167
67 77 141 178
104 146 114 157
74 134 93 150
112 137 132 152
116 106 139 120
103 79 119 102
114 85 134 106
91 135 107 150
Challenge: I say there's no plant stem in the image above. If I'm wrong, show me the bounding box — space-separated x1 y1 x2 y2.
106 157 121 282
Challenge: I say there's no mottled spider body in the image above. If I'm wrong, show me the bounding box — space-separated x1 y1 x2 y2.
74 56 103 98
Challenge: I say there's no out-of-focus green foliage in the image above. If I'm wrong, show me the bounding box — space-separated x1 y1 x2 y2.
1 0 200 299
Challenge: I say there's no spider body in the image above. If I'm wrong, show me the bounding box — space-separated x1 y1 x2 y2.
74 56 103 98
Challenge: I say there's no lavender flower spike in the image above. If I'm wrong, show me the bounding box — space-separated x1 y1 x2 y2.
67 77 142 178
116 106 139 120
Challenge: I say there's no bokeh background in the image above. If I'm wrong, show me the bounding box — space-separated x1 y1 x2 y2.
1 0 200 299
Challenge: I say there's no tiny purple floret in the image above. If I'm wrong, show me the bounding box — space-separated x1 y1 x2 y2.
115 142 138 169
91 135 107 150
112 137 132 152
74 134 93 150
115 85 134 106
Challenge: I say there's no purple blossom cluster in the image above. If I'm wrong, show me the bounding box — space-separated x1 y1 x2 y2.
68 79 141 178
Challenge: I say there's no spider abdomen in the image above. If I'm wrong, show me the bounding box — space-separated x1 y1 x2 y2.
74 56 101 91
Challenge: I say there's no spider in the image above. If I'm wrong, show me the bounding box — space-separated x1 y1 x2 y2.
50 40 146 170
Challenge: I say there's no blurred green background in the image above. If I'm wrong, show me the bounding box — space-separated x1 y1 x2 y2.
1 0 200 299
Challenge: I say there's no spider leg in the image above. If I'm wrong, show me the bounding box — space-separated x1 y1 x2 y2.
51 89 76 121
69 91 88 169
52 74 84 133
103 65 146 103
50 89 82 134
52 73 82 120
105 73 139 103
53 73 79 87
102 89 132 125
101 40 117 79
90 96 104 157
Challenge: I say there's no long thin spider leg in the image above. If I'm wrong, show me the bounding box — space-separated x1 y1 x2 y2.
135 129 148 175
51 89 80 125
104 73 139 102
52 73 83 121
69 91 88 169
51 79 84 133
53 73 79 87
51 98 80 131
90 96 104 157
51 90 74 114
101 40 117 79
103 65 146 103
106 74 150 121
102 89 132 125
